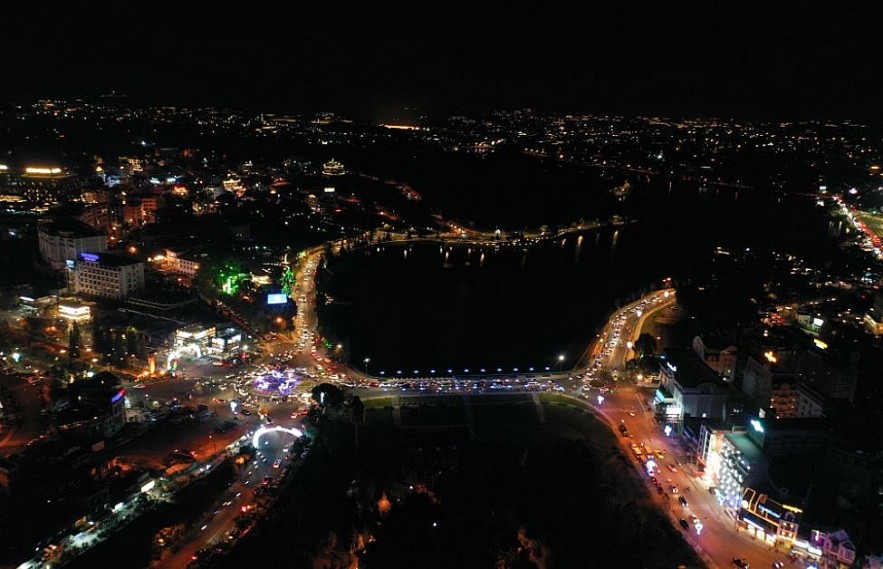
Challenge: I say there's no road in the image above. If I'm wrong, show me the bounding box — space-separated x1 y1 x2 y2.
578 288 675 376
0 373 49 453
601 386 788 569
156 428 299 568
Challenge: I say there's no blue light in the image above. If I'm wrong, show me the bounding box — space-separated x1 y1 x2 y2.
81 252 99 262
111 388 126 404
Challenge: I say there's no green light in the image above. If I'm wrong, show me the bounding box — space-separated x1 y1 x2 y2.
281 267 294 296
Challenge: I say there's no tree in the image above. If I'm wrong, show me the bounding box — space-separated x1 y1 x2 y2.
633 333 657 358
311 383 345 408
111 330 126 365
68 322 81 360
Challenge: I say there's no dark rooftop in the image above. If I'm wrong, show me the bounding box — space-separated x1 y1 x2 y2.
663 348 728 389
38 218 104 238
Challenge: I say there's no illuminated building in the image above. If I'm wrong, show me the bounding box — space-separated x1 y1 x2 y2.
738 487 801 546
73 252 145 299
58 300 91 322
741 352 797 414
811 529 856 569
157 248 201 278
717 430 768 513
863 292 883 336
61 371 126 438
174 324 216 350
122 196 160 225
172 324 242 362
0 166 84 204
0 164 23 202
770 379 799 419
656 348 733 424
322 158 346 176
37 219 107 271
210 327 242 355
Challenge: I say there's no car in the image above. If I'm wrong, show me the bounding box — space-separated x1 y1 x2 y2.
772 562 785 569
668 463 678 473
679 519 690 530
678 496 688 507
273 458 282 469
732 559 750 569
670 485 679 494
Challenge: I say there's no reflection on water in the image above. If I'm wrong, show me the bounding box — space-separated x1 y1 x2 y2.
610 229 619 262
319 187 830 372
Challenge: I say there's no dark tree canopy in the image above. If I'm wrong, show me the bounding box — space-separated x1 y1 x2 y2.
633 333 657 358
311 383 345 407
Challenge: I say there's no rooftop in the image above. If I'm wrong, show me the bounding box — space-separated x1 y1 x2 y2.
725 431 767 465
38 218 104 239
663 348 729 389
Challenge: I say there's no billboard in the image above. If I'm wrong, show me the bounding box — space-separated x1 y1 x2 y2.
267 293 288 305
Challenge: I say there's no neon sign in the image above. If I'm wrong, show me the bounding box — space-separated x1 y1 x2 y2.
111 388 126 404
81 252 99 262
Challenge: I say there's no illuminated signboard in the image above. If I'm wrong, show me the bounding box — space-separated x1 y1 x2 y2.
111 388 126 404
758 503 781 519
666 361 678 373
81 252 99 262
267 293 288 305
812 317 824 328
750 419 764 434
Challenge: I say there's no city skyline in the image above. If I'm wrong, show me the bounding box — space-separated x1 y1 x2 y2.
2 3 883 121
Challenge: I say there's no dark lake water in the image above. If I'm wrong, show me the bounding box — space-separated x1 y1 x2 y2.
317 174 834 375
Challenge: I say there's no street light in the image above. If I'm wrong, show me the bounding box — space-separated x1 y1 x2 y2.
557 354 565 372
363 357 370 376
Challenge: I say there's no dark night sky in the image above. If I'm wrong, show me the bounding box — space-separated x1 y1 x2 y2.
2 2 882 121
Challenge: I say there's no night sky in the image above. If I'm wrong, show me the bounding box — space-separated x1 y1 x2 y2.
2 2 882 120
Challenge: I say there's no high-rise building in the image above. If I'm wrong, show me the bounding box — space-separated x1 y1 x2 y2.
656 348 733 423
73 252 144 299
23 167 82 203
37 219 107 271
